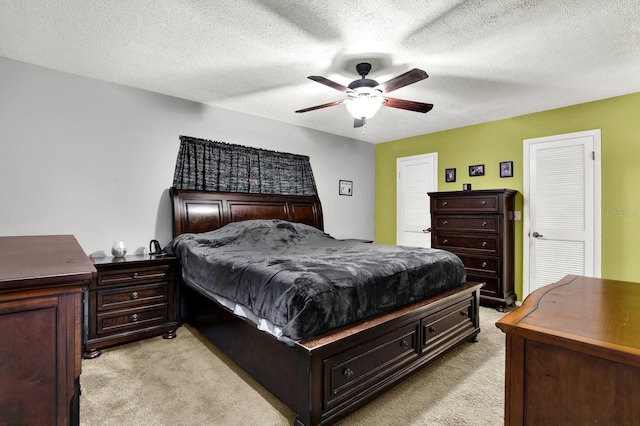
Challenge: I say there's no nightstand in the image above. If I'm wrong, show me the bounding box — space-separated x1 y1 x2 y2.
83 254 180 359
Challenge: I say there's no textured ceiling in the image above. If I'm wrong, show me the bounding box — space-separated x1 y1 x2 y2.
1 0 639 143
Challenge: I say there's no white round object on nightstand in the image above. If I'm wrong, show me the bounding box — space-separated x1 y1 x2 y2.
111 241 126 257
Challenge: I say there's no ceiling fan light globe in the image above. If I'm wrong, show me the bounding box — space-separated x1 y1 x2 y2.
346 93 385 119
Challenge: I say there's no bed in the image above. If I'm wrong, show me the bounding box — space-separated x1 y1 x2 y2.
168 187 481 426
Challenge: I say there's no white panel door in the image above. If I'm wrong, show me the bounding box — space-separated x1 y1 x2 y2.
396 153 438 248
523 130 601 298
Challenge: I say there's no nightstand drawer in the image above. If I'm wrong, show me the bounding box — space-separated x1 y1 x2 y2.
97 265 170 287
96 283 168 312
432 215 499 233
96 304 168 336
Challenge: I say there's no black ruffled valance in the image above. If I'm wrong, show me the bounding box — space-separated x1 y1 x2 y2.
172 136 317 196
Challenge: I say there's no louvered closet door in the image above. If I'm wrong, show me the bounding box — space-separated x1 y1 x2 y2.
524 130 601 297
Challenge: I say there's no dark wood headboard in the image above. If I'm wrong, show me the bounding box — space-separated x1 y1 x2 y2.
170 187 324 237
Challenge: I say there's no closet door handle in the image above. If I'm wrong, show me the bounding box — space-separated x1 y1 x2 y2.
532 232 543 238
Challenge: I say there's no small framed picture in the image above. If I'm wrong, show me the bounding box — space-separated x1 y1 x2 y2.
469 164 485 177
339 180 353 196
500 161 513 178
445 168 456 183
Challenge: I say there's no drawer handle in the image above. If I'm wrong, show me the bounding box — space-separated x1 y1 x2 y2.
442 220 448 225
132 273 139 279
482 241 487 247
442 201 448 206
429 326 437 334
482 262 488 268
132 314 138 322
131 291 139 300
481 200 486 206
401 340 409 349
443 239 448 244
460 310 469 317
343 368 354 379
482 221 487 227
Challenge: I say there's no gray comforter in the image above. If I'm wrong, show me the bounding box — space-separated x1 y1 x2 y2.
166 219 466 340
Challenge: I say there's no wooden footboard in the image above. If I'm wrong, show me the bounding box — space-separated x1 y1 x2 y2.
181 281 481 426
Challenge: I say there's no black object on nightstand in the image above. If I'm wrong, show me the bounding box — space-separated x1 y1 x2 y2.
83 254 180 359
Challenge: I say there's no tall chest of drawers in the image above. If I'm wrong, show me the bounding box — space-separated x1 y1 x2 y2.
84 255 179 358
429 189 517 310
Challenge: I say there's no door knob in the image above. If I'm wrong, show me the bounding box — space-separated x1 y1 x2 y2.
423 227 431 233
532 232 543 238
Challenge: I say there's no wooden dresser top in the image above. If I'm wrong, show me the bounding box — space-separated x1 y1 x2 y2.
496 274 640 365
0 235 95 291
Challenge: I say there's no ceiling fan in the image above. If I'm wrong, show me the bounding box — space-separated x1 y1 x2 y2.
295 62 433 129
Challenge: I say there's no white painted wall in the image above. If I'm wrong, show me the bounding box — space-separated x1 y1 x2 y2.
0 57 374 256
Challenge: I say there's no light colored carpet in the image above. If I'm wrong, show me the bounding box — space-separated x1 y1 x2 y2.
80 307 509 426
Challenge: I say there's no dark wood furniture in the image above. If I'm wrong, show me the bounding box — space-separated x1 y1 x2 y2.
0 235 95 426
429 188 517 310
83 254 179 359
171 187 481 426
496 274 640 425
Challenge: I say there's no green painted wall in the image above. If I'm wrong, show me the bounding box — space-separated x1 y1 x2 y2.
375 91 640 300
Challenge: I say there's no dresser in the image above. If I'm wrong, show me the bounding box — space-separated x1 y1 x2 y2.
0 235 95 426
429 189 516 310
496 275 640 425
83 254 179 359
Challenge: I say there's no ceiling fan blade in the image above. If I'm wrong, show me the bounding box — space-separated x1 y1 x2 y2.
308 76 351 93
376 69 428 93
295 100 344 113
383 97 434 113
353 118 365 128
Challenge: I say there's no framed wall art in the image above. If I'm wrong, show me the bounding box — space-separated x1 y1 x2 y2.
469 164 485 177
339 180 353 196
445 168 456 183
500 161 513 178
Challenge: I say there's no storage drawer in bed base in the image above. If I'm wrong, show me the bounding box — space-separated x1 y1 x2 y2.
323 322 420 410
321 292 476 414
181 281 481 426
